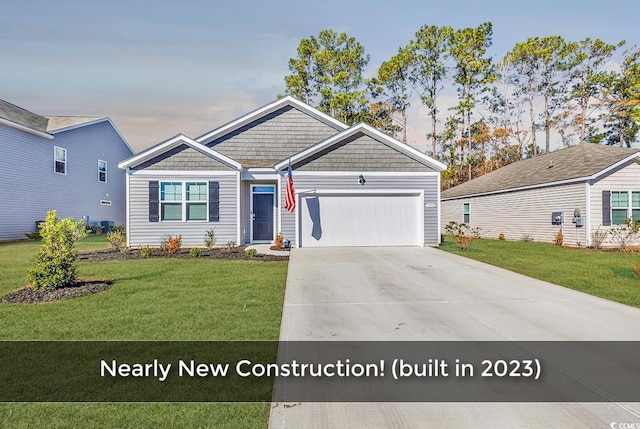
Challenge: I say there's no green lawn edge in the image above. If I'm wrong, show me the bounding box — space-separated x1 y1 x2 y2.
440 238 640 309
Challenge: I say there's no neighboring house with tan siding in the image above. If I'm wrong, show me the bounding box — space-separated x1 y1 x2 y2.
118 96 446 248
0 98 133 241
441 144 640 247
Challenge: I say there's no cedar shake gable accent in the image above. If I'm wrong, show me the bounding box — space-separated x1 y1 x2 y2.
442 144 640 200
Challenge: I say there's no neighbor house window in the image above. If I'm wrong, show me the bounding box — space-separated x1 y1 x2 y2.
609 191 640 224
98 160 107 183
54 147 66 174
463 203 470 224
160 181 207 221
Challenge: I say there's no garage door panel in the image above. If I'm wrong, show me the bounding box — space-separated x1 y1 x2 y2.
300 193 421 247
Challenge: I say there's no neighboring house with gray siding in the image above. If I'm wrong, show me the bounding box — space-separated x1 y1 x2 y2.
119 96 445 248
0 98 133 241
441 144 640 247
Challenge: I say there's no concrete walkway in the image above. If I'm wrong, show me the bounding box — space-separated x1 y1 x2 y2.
245 244 290 256
269 247 640 429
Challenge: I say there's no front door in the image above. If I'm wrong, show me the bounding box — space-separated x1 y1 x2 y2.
252 191 274 242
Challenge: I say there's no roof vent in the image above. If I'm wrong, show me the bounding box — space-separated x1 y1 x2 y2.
548 160 553 168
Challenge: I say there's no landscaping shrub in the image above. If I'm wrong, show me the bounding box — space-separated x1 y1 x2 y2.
274 233 284 249
444 221 474 250
190 247 202 258
24 230 41 241
225 241 236 254
521 233 534 242
203 228 216 249
553 230 564 246
245 248 257 257
590 227 609 249
140 246 152 258
498 232 505 241
167 235 182 254
107 230 126 252
27 210 86 290
609 219 640 252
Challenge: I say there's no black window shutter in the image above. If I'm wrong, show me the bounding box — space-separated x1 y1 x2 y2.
602 190 611 226
209 181 220 222
149 181 159 222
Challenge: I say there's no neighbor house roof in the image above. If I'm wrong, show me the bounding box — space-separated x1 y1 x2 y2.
45 116 104 132
0 98 51 137
441 144 640 200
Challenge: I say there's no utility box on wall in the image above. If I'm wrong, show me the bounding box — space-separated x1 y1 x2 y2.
551 212 564 225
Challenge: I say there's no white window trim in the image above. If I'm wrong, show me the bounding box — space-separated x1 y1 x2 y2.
160 181 209 222
98 159 107 183
54 146 67 175
611 191 640 224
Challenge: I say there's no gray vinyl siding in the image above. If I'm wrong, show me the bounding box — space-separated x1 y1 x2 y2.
127 172 238 247
589 160 640 246
133 145 234 171
280 173 440 246
206 106 341 166
296 133 438 172
441 182 587 246
0 120 132 241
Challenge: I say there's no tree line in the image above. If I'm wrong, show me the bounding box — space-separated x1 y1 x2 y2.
283 25 640 188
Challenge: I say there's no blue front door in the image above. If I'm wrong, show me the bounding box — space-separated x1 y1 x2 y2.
252 193 274 241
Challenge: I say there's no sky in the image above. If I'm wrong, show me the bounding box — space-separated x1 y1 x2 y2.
2 0 639 153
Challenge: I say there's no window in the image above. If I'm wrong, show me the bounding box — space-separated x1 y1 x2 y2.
463 203 470 224
609 191 640 225
186 182 207 221
54 147 66 174
160 181 208 221
98 160 107 183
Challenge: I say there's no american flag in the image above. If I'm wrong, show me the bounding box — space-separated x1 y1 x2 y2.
285 159 296 213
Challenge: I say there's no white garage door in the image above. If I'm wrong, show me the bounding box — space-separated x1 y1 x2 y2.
299 192 422 247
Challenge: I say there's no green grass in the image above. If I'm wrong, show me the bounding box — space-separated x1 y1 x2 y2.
440 238 640 308
0 237 288 428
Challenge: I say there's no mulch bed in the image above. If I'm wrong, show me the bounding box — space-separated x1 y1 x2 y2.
1 280 113 304
77 246 289 262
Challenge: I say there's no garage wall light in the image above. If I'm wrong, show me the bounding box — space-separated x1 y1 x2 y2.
358 174 366 185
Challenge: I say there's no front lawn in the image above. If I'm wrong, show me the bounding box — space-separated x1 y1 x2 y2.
440 238 640 308
0 237 288 428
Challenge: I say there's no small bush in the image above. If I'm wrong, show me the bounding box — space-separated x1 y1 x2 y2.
553 230 564 246
24 230 41 241
141 246 152 258
107 230 126 252
498 232 505 241
609 219 640 252
245 248 257 257
590 226 608 249
203 228 216 249
444 221 474 250
470 227 485 239
27 210 86 290
225 241 236 254
190 247 202 258
167 235 182 254
274 233 284 249
633 265 640 279
521 233 534 242
112 224 126 234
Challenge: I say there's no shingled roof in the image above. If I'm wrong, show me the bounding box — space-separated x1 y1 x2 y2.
441 144 640 200
0 98 48 133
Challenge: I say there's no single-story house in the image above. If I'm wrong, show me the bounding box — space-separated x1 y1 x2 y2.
118 96 445 248
441 144 640 247
0 98 133 241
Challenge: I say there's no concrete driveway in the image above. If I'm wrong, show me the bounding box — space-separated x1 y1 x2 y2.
269 247 640 429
